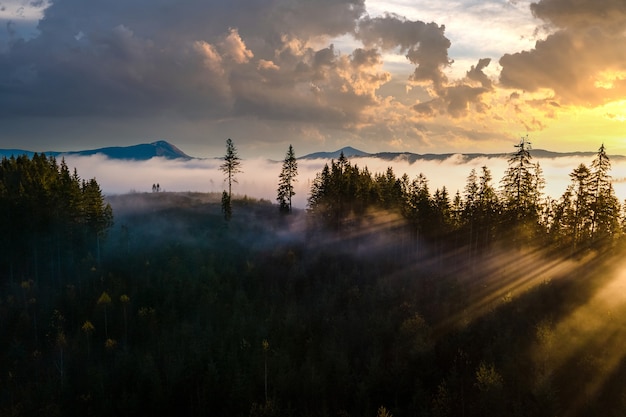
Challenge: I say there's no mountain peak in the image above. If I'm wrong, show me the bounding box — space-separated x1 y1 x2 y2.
0 140 192 161
61 140 191 160
301 146 371 160
149 140 191 159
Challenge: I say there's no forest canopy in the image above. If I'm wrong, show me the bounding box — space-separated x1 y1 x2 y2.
2 143 626 417
307 140 624 252
0 153 113 282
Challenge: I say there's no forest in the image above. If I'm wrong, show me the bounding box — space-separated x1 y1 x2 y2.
2 140 626 417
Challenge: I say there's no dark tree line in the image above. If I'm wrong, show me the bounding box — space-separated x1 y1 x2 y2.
307 139 624 254
0 154 113 284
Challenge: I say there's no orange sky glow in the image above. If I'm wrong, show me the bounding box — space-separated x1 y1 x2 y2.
0 0 625 160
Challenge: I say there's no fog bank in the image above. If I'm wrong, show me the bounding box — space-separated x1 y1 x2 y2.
63 154 626 209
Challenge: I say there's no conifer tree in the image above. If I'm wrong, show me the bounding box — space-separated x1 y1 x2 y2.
476 166 500 247
566 163 593 248
220 138 242 220
501 136 536 218
277 144 298 213
500 136 544 241
589 144 621 242
220 138 242 199
221 190 232 221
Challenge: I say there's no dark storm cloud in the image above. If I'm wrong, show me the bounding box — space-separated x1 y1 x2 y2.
1 0 513 153
412 58 493 118
355 13 452 89
499 0 626 106
0 0 367 122
530 0 626 28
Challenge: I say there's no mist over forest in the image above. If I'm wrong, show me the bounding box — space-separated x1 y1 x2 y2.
3 142 626 416
60 147 626 209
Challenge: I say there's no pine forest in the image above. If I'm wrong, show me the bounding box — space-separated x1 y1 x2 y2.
3 140 626 417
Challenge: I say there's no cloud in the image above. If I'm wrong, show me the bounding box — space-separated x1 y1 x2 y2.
530 0 626 29
0 0 370 122
355 13 452 89
411 58 494 118
3 0 621 157
499 0 626 107
220 28 253 64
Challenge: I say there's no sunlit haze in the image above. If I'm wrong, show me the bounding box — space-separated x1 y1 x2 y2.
60 152 626 209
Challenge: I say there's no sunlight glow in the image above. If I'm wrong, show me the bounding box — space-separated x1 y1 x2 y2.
432 247 586 336
594 70 626 90
530 254 626 414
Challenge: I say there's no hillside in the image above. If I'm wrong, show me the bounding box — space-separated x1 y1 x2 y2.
3 183 626 416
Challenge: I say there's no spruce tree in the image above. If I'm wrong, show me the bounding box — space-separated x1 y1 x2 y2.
500 136 544 242
220 138 242 220
220 138 242 199
589 144 621 242
277 144 298 213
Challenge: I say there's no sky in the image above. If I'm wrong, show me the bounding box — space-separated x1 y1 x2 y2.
2 0 626 160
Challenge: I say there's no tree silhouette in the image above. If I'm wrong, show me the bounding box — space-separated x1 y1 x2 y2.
277 145 298 213
589 144 621 243
220 138 242 220
221 190 232 221
500 136 544 241
220 138 242 199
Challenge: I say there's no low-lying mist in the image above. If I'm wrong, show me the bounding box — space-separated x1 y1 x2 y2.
63 153 626 208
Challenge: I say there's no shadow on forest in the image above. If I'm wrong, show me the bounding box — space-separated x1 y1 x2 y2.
4 191 626 416
102 192 626 417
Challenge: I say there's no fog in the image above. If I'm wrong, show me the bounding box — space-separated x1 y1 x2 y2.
63 153 626 208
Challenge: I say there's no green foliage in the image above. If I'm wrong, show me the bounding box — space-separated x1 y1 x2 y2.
0 154 113 282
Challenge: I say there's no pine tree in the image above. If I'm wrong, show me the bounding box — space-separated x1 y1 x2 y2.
220 138 242 199
501 136 535 217
589 144 621 243
221 190 232 221
220 138 242 220
277 144 298 213
500 136 544 242
82 178 113 263
0 154 112 280
567 163 593 249
476 166 500 247
404 173 432 243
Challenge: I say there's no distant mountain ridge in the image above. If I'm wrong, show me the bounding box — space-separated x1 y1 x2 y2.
0 140 190 160
299 146 625 162
301 146 371 160
0 141 622 162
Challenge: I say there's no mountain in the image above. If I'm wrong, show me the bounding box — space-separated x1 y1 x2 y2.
0 140 191 160
301 146 371 159
301 147 626 162
1 141 623 163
